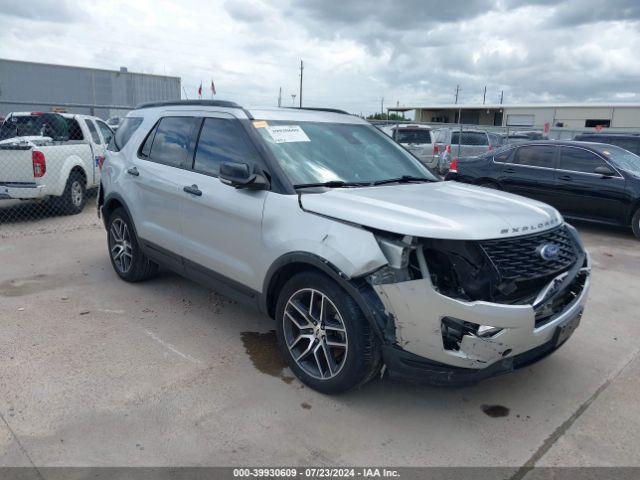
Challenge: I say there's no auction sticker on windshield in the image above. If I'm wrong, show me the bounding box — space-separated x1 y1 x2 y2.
265 125 310 143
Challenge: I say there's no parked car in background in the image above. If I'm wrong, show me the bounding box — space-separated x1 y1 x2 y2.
433 128 502 174
99 100 590 393
446 141 640 238
573 133 640 155
498 133 532 145
106 116 123 131
382 124 437 169
0 111 113 214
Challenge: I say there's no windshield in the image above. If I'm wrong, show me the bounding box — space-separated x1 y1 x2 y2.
395 129 431 145
596 144 640 175
254 120 437 186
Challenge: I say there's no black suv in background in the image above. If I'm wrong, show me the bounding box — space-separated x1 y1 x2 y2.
446 141 640 238
574 133 640 155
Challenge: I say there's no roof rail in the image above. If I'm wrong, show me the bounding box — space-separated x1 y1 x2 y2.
285 107 351 115
135 99 242 109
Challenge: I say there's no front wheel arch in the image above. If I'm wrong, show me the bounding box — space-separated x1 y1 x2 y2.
261 253 391 342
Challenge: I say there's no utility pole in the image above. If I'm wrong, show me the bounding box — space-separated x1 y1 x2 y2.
483 86 487 105
278 87 282 107
500 90 504 105
381 97 384 118
454 85 460 104
299 60 304 108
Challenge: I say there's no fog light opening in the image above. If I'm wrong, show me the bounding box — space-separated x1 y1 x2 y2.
441 317 504 352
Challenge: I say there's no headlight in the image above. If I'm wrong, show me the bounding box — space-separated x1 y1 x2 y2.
369 235 416 285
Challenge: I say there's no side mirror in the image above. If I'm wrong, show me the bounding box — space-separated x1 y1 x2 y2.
594 166 615 177
219 161 269 190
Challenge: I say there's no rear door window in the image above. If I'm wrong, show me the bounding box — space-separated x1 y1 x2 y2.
559 147 608 174
66 119 84 140
494 148 514 163
512 145 556 168
84 119 101 144
193 117 261 176
145 116 199 168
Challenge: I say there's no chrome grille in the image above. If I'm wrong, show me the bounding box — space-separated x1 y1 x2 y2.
479 226 578 281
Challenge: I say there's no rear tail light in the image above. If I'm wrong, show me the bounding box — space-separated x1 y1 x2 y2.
433 144 439 155
97 155 105 170
449 158 458 173
32 150 46 178
446 145 452 154
488 145 493 151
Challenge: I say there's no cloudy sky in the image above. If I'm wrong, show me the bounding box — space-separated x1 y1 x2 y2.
0 0 639 116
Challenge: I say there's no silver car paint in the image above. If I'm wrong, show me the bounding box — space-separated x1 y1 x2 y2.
103 104 588 373
300 181 563 240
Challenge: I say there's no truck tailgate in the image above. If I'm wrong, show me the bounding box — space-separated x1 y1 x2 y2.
0 146 35 184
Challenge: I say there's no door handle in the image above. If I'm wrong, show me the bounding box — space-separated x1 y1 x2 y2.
503 168 515 174
126 167 139 176
183 184 202 196
558 174 572 181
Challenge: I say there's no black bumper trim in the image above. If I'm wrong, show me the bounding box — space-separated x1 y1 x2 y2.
383 321 578 386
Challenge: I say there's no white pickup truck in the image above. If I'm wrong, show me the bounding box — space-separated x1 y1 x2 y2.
0 112 114 214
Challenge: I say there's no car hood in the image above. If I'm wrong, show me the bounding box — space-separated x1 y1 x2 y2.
299 181 563 240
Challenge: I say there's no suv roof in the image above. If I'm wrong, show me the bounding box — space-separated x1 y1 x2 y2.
136 100 242 110
130 100 365 125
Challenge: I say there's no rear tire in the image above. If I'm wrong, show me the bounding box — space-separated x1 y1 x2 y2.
632 208 640 239
107 207 158 282
275 271 381 394
57 171 86 215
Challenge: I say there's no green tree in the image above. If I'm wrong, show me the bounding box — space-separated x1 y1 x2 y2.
366 112 406 121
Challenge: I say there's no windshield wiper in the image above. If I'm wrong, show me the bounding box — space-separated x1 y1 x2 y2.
372 175 433 186
293 180 370 189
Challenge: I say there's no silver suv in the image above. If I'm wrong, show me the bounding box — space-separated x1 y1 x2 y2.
99 100 591 394
433 128 503 174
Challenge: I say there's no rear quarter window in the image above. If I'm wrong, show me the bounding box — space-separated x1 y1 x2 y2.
108 117 143 151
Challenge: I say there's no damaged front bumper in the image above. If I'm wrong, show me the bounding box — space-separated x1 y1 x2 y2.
373 252 591 386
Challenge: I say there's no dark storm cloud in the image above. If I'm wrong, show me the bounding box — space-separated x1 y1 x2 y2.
289 0 495 29
224 0 271 23
552 0 640 26
0 0 83 23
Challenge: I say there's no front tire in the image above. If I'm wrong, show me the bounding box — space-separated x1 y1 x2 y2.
107 207 158 282
632 208 640 239
275 271 381 394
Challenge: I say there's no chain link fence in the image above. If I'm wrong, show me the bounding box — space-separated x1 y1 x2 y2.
0 111 106 239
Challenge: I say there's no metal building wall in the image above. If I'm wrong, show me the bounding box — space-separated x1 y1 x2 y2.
0 59 180 119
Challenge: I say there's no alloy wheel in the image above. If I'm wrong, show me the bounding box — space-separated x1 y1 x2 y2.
282 288 348 380
71 180 83 207
109 218 133 273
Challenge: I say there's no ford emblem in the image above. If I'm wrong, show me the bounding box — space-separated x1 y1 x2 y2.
538 243 561 261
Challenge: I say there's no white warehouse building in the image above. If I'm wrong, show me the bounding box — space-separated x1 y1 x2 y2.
389 104 640 130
